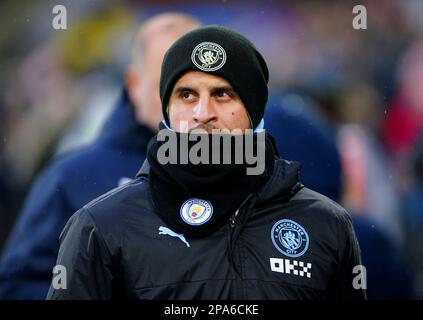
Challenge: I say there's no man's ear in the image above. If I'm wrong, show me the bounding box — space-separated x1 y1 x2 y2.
125 67 139 103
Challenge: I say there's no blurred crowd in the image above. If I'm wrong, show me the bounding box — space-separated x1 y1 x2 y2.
1 0 423 299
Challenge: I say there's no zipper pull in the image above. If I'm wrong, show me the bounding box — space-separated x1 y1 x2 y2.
229 194 254 228
230 208 240 228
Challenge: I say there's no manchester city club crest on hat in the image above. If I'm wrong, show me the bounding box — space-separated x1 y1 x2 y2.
180 198 213 226
271 219 310 258
191 42 226 72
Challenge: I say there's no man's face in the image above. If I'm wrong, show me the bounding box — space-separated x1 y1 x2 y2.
168 71 250 132
131 34 175 131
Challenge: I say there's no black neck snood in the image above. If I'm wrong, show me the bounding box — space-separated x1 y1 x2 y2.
147 130 276 238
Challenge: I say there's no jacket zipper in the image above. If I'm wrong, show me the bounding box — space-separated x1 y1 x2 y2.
228 194 255 299
229 193 253 228
228 207 242 299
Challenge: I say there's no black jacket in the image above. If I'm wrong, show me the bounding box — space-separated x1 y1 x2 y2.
47 159 366 300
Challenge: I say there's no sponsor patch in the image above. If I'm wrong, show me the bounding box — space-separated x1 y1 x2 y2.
270 258 312 278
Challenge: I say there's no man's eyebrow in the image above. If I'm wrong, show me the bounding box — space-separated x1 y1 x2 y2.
172 85 236 94
173 86 195 94
211 86 236 94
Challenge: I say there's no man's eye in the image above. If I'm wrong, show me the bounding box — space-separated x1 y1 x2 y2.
181 91 193 99
216 90 229 98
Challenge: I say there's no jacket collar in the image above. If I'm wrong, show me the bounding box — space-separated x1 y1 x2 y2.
255 158 303 204
97 88 155 151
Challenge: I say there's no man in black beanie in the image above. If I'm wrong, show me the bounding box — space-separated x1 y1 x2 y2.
159 25 269 130
47 26 366 300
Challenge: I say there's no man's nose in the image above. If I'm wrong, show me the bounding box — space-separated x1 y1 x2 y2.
192 96 217 124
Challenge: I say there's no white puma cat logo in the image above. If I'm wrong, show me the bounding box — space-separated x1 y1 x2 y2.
158 226 190 248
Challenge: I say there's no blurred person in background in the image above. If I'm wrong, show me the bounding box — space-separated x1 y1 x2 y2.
265 92 342 202
0 12 201 300
336 83 412 299
337 81 404 246
383 41 423 190
403 132 423 298
379 40 423 298
0 2 136 252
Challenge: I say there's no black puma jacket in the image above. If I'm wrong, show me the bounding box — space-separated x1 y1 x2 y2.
47 159 366 300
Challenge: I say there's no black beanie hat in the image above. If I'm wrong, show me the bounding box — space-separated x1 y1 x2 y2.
160 25 269 129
